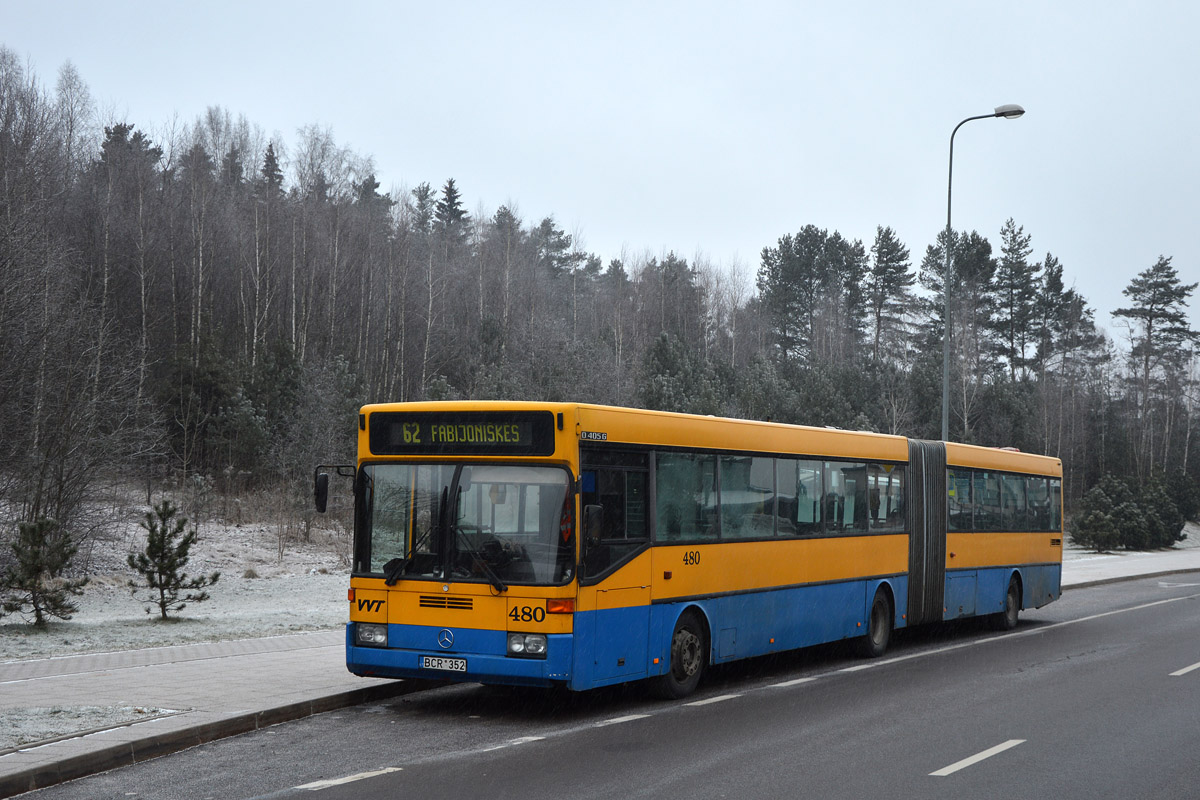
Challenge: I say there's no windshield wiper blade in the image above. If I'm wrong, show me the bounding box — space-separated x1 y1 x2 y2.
383 521 436 585
454 528 508 593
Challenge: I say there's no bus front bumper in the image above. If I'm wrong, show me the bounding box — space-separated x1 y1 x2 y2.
345 624 573 688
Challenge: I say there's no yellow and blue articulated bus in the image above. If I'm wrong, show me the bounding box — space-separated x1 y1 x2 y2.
314 402 1062 698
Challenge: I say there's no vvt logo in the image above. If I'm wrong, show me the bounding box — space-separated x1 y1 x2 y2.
357 598 384 613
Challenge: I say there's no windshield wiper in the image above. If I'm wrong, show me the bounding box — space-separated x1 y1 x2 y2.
453 526 508 593
383 486 447 585
383 522 436 585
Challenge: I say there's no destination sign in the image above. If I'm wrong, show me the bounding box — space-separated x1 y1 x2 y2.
368 411 556 456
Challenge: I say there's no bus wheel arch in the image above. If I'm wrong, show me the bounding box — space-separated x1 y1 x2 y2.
859 585 893 658
656 606 709 699
990 572 1022 631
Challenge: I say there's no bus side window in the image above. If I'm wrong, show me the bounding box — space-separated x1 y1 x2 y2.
719 455 775 538
1027 476 1051 531
870 464 905 532
1049 478 1063 531
1001 474 1028 531
778 458 822 536
656 452 718 542
825 461 868 533
948 468 972 531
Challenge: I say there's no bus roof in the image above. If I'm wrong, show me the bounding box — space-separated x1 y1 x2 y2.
359 401 1060 475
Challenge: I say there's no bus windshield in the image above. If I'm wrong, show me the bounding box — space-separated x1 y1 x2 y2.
359 463 574 586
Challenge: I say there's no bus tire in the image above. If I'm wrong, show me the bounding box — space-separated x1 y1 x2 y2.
656 610 707 699
859 588 892 658
990 577 1021 631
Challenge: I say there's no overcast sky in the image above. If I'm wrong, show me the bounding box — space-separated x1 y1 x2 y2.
6 0 1198 338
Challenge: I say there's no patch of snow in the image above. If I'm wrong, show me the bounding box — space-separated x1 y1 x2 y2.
2 513 349 661
0 706 181 751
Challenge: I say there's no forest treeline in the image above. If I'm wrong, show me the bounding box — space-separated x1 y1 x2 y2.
1 51 1198 560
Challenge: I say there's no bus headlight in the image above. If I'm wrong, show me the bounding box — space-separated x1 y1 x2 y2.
507 633 547 658
356 623 388 647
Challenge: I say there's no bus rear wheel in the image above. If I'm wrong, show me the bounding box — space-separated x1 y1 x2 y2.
990 577 1021 631
859 589 892 658
656 610 707 699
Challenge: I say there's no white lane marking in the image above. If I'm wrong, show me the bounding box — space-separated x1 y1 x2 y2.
1170 660 1200 677
296 767 402 790
476 735 546 753
597 714 652 726
684 693 742 706
772 677 817 687
931 739 1025 777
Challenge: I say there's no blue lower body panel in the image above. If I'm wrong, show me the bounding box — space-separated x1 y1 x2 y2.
572 576 909 691
346 624 573 687
948 563 1062 620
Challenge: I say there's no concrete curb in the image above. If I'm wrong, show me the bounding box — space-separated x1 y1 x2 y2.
1063 567 1200 591
0 680 424 799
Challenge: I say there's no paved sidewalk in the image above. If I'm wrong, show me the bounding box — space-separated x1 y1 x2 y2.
0 631 427 798
3 548 1200 798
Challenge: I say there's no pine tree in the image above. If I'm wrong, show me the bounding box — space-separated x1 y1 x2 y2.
866 225 914 363
433 177 470 246
259 141 283 197
128 499 220 620
1 519 89 627
992 218 1040 380
1113 256 1199 477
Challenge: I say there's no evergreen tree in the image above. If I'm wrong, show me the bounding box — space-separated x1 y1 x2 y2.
128 499 220 620
1165 471 1200 522
1 519 89 627
1141 477 1186 548
259 141 284 197
1113 256 1199 477
433 177 470 245
1070 474 1146 551
866 225 914 363
992 218 1040 380
638 332 722 415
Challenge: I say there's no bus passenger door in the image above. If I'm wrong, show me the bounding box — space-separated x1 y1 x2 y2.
580 451 652 685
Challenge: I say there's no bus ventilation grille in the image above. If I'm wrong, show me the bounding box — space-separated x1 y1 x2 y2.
419 595 474 610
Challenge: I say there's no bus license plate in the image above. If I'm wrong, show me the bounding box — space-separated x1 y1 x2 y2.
421 656 467 673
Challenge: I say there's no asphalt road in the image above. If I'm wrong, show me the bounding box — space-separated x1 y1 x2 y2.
25 574 1200 800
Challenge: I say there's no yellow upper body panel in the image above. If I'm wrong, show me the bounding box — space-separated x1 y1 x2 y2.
359 401 913 463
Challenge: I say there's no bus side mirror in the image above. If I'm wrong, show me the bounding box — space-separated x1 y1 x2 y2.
314 472 330 513
584 504 604 546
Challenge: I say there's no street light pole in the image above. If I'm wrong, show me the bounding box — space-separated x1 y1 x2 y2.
941 103 1025 442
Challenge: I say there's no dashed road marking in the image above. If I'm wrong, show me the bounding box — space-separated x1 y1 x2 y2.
931 739 1025 777
1170 660 1200 677
771 677 816 687
684 693 742 707
296 767 402 790
597 714 652 726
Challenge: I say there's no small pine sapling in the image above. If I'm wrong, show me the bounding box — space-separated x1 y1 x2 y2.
128 499 220 620
1 518 89 627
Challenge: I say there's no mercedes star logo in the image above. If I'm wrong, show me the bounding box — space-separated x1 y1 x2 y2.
437 629 454 649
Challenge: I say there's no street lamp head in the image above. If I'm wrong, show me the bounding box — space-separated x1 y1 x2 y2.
994 103 1025 119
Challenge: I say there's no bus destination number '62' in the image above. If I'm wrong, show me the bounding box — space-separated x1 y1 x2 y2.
682 550 700 566
509 605 546 623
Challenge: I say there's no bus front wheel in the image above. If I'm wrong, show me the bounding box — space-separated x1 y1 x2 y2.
656 610 707 699
859 589 892 658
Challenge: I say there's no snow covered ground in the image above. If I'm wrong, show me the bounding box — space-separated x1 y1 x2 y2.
1 507 351 750
2 514 350 662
